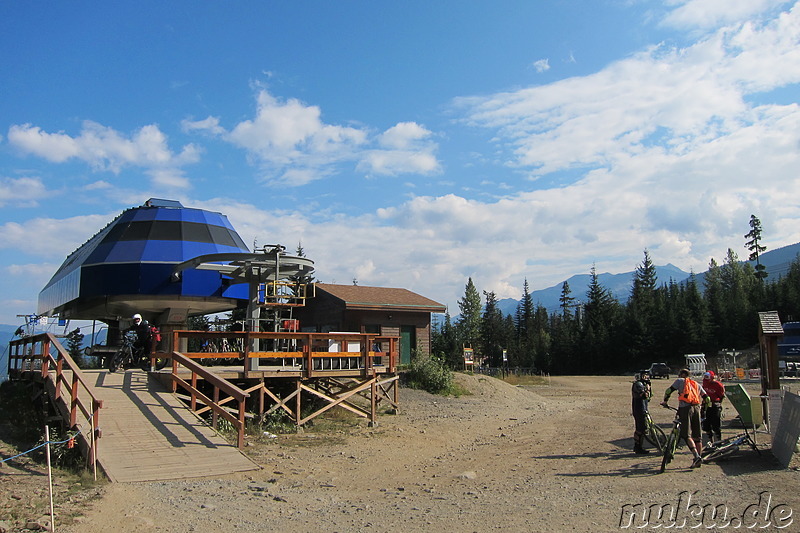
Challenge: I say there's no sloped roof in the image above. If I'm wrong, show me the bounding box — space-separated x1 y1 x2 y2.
316 283 445 313
759 311 784 336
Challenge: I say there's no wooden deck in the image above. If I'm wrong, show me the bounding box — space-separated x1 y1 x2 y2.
85 369 259 483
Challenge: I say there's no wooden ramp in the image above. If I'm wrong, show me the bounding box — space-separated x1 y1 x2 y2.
86 369 259 483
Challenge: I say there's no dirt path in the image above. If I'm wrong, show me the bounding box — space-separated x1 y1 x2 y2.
10 374 800 532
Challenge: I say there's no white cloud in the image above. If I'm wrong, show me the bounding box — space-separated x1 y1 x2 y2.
193 89 442 186
82 180 113 191
357 149 440 177
532 59 550 73
661 0 787 30
227 90 366 168
378 122 433 150
358 122 441 176
7 121 200 189
0 213 115 260
181 116 225 135
0 176 48 207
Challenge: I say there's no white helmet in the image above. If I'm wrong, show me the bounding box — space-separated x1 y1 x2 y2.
132 313 142 322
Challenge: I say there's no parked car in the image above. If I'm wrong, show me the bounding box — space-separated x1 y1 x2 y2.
649 362 670 379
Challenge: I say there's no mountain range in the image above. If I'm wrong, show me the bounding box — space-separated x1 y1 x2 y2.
498 241 800 317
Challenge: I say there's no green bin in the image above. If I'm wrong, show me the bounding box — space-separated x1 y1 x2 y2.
725 383 763 427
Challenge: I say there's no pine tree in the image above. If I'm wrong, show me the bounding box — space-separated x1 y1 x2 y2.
626 250 659 367
532 303 551 371
744 215 768 282
432 311 461 369
66 328 85 368
480 291 506 366
582 264 621 372
457 278 482 354
703 257 727 348
514 279 535 367
680 273 712 354
559 281 575 318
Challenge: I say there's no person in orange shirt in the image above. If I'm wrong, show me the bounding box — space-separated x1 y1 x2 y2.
661 368 708 468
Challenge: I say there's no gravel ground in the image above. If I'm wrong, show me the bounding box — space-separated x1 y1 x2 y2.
4 374 800 532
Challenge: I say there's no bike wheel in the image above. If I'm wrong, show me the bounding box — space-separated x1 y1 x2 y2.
108 348 125 373
660 435 676 473
645 424 668 453
139 352 170 371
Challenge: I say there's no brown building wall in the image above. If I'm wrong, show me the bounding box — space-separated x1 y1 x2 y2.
293 295 434 355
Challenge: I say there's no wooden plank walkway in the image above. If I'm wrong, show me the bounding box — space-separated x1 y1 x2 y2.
84 369 259 483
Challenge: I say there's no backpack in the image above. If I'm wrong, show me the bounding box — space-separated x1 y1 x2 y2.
150 325 162 342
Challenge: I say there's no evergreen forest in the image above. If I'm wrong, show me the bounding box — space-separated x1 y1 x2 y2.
431 246 800 375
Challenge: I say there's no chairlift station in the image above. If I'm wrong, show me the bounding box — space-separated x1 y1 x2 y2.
9 199 444 481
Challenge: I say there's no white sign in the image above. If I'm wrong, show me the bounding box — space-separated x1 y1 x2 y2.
772 391 800 468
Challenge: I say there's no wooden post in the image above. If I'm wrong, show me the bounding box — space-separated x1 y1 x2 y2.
191 372 198 411
295 379 302 426
238 398 246 449
370 376 377 426
70 371 79 428
393 375 399 410
259 379 265 416
41 338 50 379
364 337 372 373
212 387 219 429
304 343 312 378
55 355 64 398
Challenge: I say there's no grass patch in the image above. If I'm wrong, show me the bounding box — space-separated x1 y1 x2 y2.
501 374 550 387
441 379 471 397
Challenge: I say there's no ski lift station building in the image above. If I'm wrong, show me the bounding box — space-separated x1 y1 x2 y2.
35 198 443 360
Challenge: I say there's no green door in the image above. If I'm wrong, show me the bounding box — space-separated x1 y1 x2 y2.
400 325 416 365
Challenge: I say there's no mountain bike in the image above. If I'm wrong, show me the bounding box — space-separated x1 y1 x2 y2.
643 410 667 453
702 430 760 463
108 331 169 373
659 405 681 473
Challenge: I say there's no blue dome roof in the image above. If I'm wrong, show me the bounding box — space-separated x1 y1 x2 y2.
38 199 251 321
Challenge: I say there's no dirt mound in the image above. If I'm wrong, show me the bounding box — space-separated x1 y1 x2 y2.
454 371 548 406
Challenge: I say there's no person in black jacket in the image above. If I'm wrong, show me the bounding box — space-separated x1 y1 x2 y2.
631 370 652 454
126 313 152 355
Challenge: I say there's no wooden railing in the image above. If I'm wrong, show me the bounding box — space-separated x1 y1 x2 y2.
169 330 399 375
8 333 103 471
168 352 249 449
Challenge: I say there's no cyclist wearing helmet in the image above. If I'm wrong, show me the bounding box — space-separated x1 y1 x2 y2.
631 369 652 454
126 313 153 355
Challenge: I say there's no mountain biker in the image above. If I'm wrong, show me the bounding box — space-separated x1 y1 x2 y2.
701 371 725 445
661 368 708 468
126 313 153 356
631 369 652 454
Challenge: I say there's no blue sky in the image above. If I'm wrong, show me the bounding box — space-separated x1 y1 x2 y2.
1 0 800 327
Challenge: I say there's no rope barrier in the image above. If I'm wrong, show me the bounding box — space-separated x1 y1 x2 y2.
1 429 83 463
1 411 97 464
